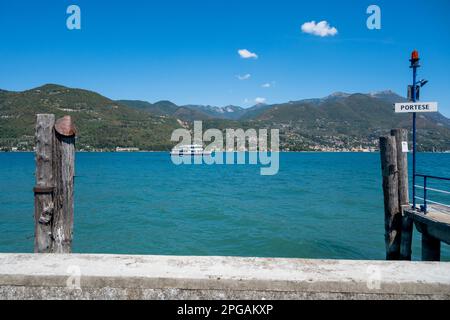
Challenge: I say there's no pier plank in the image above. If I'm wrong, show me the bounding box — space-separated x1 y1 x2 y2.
403 205 450 246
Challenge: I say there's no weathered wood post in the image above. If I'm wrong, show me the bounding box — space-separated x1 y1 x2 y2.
379 135 401 260
34 114 56 253
391 129 413 260
52 116 76 253
34 114 76 253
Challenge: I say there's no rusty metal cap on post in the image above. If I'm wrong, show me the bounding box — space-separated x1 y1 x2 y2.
55 116 77 137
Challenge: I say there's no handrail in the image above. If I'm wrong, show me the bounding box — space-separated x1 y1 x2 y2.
415 196 450 209
414 174 450 182
414 174 450 214
414 185 450 195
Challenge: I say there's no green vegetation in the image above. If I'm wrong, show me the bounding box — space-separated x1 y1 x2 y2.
1 84 450 152
0 84 182 151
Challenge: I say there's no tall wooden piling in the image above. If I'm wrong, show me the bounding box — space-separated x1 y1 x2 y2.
34 114 76 253
391 129 409 206
379 135 401 260
391 129 413 260
52 116 76 253
34 114 56 253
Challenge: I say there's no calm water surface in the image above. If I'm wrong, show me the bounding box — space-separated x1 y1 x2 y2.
0 152 449 260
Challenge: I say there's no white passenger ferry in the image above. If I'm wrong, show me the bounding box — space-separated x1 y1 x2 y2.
170 144 212 156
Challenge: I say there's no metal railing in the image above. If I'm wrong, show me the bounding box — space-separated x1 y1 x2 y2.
414 174 450 214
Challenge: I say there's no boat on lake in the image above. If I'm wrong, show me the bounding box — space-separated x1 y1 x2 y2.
170 144 212 156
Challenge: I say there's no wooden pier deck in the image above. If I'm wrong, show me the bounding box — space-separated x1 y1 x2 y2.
403 204 450 245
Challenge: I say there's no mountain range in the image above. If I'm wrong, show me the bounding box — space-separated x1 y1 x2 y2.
1 84 449 151
117 100 247 121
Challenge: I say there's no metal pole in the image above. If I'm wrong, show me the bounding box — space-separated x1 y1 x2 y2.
412 58 418 210
423 176 427 213
412 112 416 209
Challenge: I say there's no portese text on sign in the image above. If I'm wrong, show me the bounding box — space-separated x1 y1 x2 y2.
394 102 438 113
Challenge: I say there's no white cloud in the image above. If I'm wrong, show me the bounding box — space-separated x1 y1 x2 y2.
301 20 338 37
261 83 271 88
238 49 258 59
255 97 266 104
237 74 251 80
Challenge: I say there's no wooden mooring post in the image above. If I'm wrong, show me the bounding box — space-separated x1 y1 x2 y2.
380 129 445 261
380 129 412 260
379 134 401 260
34 114 76 253
391 129 413 260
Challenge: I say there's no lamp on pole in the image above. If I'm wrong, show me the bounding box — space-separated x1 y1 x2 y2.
410 50 419 209
394 51 434 211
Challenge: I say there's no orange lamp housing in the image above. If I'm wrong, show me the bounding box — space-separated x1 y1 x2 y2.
411 50 419 61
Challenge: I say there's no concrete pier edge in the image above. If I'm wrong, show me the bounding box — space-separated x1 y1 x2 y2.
0 254 449 300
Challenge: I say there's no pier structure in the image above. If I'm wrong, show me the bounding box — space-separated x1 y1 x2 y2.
380 51 450 261
380 130 450 261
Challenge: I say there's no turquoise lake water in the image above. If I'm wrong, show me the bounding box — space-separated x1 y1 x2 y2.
0 152 449 260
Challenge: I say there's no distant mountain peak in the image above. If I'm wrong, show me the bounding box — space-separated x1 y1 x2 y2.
223 105 243 113
326 92 351 99
368 90 406 104
154 100 177 105
32 84 69 92
253 102 268 107
369 89 397 96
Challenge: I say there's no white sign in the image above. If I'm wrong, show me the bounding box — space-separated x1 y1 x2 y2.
402 141 409 153
394 102 438 113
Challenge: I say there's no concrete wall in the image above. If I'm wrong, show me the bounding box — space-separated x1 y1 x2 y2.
0 253 449 300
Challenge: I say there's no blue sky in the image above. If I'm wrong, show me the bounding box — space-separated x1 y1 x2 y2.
1 0 449 116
